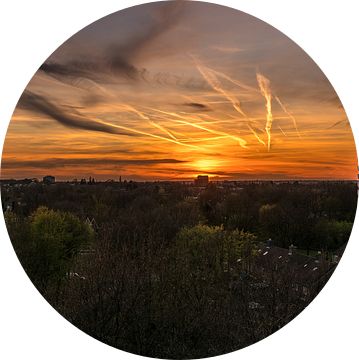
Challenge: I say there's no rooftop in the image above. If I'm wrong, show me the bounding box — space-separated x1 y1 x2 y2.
255 242 338 287
333 242 348 257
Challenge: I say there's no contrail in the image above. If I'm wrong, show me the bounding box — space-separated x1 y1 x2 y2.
126 104 180 141
236 101 267 147
191 54 265 147
181 135 230 142
149 120 179 141
110 117 198 148
256 70 273 151
209 68 260 93
273 92 302 139
141 105 248 148
171 118 248 147
216 65 302 144
152 117 226 142
123 104 178 140
169 129 197 141
149 119 228 143
277 123 287 137
122 104 198 148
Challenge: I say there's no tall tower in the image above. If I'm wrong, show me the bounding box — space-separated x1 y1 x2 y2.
194 175 209 187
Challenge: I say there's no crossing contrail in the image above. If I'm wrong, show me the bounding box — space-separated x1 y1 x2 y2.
140 105 248 148
273 92 302 139
191 54 266 147
277 123 287 137
256 70 273 151
121 104 198 148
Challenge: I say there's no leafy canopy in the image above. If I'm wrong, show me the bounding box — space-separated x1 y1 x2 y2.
176 224 257 275
25 206 93 290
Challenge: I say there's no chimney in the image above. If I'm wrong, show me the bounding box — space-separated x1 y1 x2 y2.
267 239 275 248
315 251 324 263
289 244 297 255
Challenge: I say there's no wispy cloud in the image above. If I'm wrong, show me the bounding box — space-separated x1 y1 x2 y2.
210 45 243 53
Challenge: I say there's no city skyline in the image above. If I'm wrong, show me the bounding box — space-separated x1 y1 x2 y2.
1 1 357 182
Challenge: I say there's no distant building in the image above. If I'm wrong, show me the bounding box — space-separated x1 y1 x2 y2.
194 175 209 187
43 175 55 184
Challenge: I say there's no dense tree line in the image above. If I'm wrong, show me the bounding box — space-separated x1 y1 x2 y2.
3 181 356 250
2 180 356 358
3 180 356 279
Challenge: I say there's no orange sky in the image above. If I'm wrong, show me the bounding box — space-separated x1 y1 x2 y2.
1 1 357 181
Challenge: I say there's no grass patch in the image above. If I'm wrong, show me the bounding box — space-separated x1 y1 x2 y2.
297 249 334 261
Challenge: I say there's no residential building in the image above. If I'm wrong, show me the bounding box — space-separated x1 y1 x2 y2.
253 240 338 301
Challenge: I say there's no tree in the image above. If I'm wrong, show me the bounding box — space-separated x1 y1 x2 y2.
175 224 257 278
258 204 290 245
13 206 93 295
224 191 261 234
322 220 353 248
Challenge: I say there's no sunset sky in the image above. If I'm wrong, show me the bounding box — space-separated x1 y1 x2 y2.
1 1 357 181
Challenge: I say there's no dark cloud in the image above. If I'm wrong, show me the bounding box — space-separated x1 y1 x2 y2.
17 91 137 137
39 58 149 87
326 119 351 130
239 153 278 159
1 157 186 169
152 167 305 180
156 167 232 176
296 159 345 165
38 2 190 88
182 102 213 112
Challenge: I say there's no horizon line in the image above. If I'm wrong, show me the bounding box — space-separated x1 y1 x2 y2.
0 177 357 183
